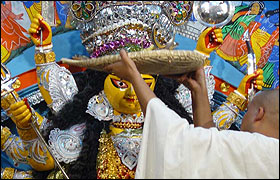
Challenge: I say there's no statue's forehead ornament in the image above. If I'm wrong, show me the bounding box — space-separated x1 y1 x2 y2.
69 1 193 58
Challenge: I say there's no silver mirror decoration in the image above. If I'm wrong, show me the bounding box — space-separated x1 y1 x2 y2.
193 1 235 27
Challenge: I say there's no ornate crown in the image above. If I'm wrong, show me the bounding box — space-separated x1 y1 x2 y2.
68 1 193 58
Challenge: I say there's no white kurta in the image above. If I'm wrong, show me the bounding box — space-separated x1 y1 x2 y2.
135 98 279 179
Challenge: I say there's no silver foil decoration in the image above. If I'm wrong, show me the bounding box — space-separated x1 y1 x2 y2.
68 1 193 57
86 90 114 121
41 1 56 27
48 123 86 164
26 90 44 106
36 63 78 113
111 129 142 170
30 138 48 165
175 20 207 41
2 134 29 165
12 170 33 179
112 112 144 124
86 90 144 123
213 102 239 130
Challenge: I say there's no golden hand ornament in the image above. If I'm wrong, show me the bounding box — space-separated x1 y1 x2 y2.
195 27 223 57
237 69 264 98
28 13 52 47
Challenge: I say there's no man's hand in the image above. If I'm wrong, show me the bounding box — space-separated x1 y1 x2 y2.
28 13 52 47
195 27 223 57
165 66 207 95
165 67 213 128
104 49 140 83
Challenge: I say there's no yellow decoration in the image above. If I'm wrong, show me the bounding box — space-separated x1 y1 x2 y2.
35 59 53 106
10 137 29 163
12 79 21 90
220 82 230 92
275 39 279 46
27 146 55 171
104 74 155 114
250 28 271 65
1 127 30 165
236 69 263 97
213 108 233 129
1 92 20 110
16 126 37 141
1 45 11 63
2 167 15 179
204 59 211 66
1 127 12 150
226 92 247 111
109 125 124 135
34 51 56 64
15 110 44 141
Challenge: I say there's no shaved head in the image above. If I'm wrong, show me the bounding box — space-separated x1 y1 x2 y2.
253 89 279 127
241 89 279 138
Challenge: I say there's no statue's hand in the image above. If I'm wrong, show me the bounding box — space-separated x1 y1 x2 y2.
237 69 264 98
9 100 32 129
28 13 52 47
195 27 223 57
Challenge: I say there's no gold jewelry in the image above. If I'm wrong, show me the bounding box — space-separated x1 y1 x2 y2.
34 51 56 64
1 93 20 110
226 91 248 111
97 130 135 179
220 82 230 92
1 127 12 150
112 122 143 129
47 165 68 179
2 167 15 179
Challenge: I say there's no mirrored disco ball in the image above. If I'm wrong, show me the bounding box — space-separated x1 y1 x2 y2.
193 1 235 27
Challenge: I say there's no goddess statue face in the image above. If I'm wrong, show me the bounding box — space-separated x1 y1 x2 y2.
104 74 155 114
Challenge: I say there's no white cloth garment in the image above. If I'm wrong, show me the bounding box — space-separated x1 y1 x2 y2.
135 98 279 179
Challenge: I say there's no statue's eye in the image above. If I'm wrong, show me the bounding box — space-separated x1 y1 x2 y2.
111 78 128 89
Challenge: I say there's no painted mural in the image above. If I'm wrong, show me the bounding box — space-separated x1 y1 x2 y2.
1 1 72 64
216 1 279 89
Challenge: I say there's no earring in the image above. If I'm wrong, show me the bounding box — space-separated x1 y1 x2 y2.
86 91 114 121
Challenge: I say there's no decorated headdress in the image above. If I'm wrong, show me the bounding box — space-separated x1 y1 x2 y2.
62 1 206 75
